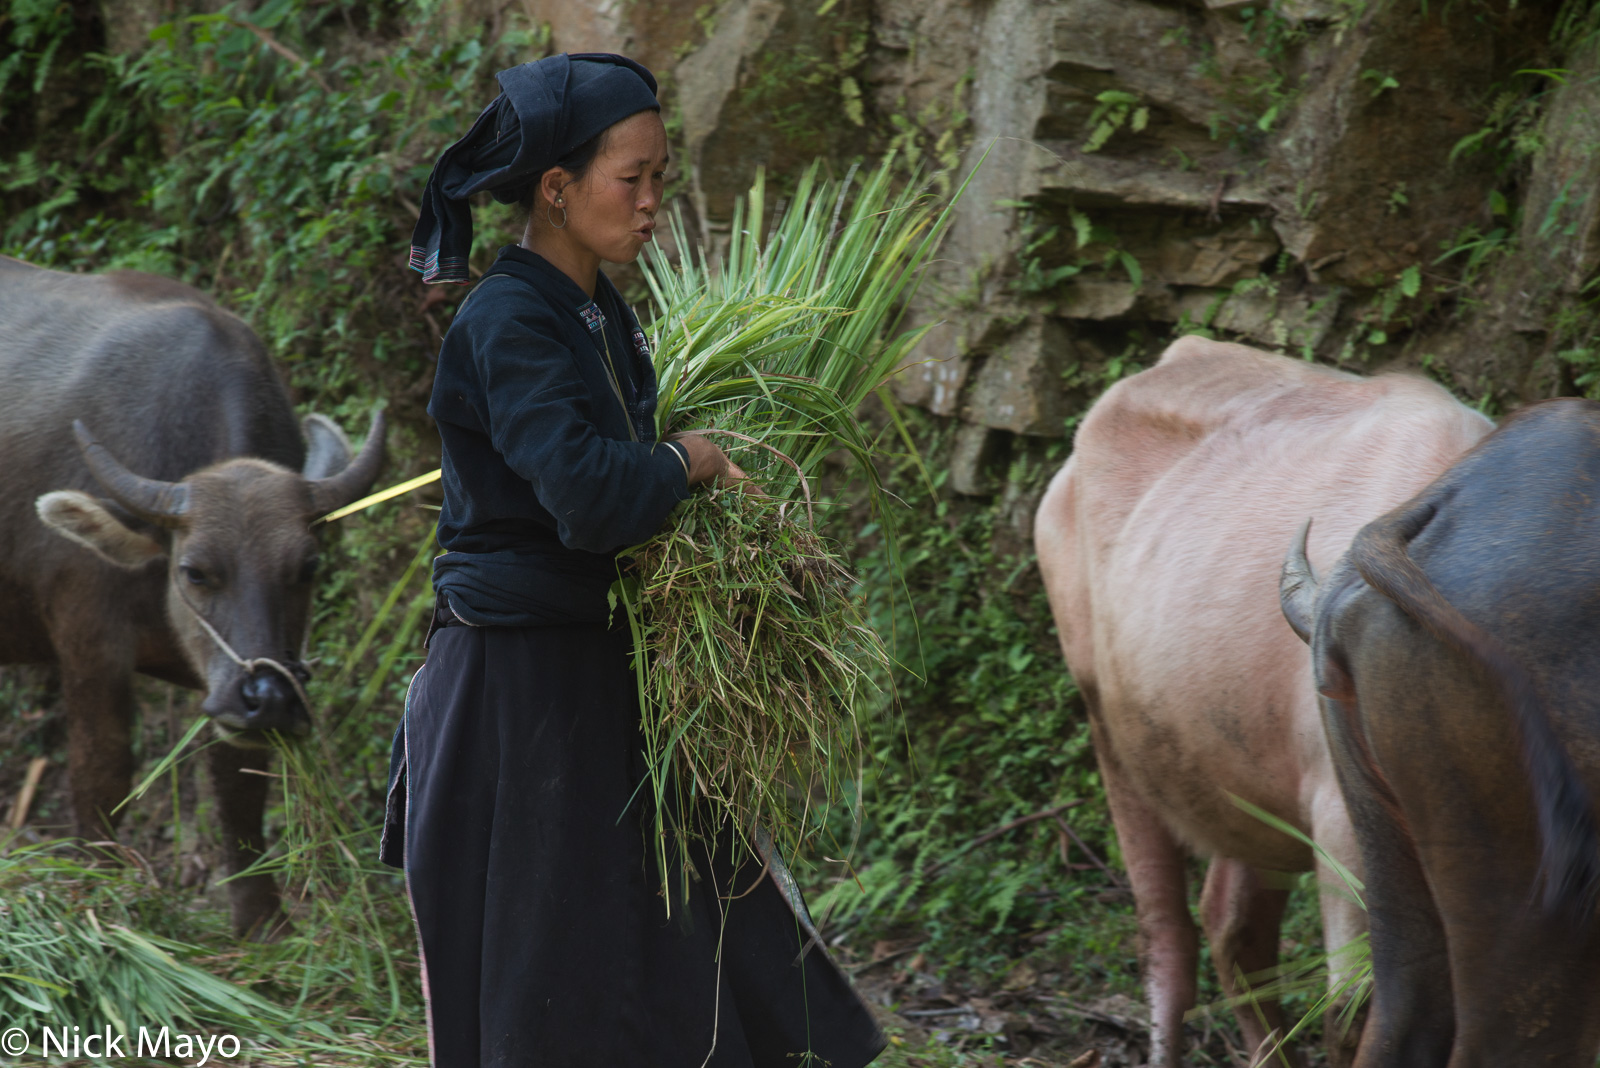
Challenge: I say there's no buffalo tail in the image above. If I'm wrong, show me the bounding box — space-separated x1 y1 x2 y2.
1351 495 1600 919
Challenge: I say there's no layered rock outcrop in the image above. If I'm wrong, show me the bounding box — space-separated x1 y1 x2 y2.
96 0 1586 496
528 0 1590 495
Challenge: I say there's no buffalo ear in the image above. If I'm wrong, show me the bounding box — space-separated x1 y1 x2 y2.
36 491 166 569
300 414 354 480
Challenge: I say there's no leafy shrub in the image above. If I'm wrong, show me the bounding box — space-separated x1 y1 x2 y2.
808 419 1137 981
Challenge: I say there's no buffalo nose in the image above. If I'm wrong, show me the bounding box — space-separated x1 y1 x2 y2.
240 671 307 733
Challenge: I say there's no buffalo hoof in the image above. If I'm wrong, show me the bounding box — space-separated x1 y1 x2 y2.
228 878 290 941
234 905 294 943
1324 998 1366 1068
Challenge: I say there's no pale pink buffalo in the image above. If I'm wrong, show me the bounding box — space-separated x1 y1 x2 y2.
1034 337 1491 1066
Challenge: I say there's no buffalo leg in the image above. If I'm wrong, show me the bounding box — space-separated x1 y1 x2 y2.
1436 909 1600 1068
1200 858 1292 1063
1099 740 1198 1067
1414 796 1600 1065
206 743 285 939
54 640 137 842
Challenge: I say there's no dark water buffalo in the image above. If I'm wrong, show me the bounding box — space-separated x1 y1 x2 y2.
1281 398 1600 1067
1036 337 1492 1065
0 256 385 936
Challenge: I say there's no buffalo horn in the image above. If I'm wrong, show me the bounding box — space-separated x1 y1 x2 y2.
73 420 190 524
1279 518 1319 644
307 409 388 515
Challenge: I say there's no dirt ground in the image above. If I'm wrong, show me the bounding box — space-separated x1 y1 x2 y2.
838 935 1280 1068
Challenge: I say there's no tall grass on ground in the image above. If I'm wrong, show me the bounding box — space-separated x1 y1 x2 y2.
0 835 428 1065
0 841 289 1060
623 158 965 890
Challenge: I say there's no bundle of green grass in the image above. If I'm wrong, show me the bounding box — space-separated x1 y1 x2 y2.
623 159 963 885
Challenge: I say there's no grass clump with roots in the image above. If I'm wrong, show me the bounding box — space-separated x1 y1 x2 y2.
624 156 970 891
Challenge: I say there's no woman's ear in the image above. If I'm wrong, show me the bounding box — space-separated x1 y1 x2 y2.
539 167 571 207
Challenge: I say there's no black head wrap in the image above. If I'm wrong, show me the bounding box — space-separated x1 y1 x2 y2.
409 53 660 285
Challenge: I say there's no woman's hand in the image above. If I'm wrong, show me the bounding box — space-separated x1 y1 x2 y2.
669 433 758 491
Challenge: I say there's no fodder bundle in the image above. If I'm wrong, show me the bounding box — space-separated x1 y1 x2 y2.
624 158 965 883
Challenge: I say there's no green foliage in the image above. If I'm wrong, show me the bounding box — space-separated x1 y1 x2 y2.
0 0 76 102
1008 211 1081 296
1434 221 1513 287
1000 202 1148 301
884 70 972 189
1360 68 1400 98
1448 76 1550 169
1339 263 1430 354
1082 90 1148 153
3 0 546 409
806 424 1132 977
733 2 871 159
1199 4 1309 147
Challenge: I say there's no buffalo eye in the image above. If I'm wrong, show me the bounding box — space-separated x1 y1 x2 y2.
297 556 320 584
180 564 209 587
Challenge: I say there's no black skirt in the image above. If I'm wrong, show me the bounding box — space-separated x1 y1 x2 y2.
383 619 885 1068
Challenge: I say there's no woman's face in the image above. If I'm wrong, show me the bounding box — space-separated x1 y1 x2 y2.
563 111 668 265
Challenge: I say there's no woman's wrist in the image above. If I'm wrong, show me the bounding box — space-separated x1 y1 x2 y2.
663 440 691 482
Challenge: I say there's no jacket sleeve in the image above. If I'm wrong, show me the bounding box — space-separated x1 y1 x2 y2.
465 303 692 553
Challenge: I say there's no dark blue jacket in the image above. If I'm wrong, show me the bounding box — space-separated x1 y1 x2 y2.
427 245 690 625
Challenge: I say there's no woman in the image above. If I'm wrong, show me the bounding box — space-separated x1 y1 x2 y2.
381 53 885 1068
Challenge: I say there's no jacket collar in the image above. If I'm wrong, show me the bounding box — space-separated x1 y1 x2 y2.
483 245 660 442
485 244 597 307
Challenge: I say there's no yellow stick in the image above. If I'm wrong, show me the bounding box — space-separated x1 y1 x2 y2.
318 468 442 524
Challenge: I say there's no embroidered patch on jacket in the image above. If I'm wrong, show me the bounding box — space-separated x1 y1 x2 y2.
578 301 604 334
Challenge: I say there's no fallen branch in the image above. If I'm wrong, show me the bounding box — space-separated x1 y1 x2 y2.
846 944 921 974
1055 815 1128 890
1046 1000 1140 1034
925 799 1086 877
7 757 48 832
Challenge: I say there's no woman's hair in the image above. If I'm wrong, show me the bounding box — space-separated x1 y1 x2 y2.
517 126 609 218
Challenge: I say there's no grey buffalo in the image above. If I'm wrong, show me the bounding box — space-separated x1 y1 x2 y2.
0 256 385 936
1281 399 1600 1067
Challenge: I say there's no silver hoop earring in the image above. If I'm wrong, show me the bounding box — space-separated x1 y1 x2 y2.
547 200 567 230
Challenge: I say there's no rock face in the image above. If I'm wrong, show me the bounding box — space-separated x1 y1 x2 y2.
541 0 1583 491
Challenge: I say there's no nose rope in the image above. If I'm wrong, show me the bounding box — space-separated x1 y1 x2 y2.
175 587 315 719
